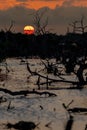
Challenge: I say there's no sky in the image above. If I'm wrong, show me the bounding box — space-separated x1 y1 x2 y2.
0 0 87 34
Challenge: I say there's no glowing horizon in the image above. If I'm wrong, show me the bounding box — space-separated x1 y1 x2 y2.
0 0 87 10
0 0 87 34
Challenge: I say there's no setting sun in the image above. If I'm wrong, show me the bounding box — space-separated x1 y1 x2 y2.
24 25 35 35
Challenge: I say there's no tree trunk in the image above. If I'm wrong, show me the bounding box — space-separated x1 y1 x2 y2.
77 64 87 87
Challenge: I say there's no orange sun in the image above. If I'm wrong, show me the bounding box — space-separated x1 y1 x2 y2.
24 25 35 35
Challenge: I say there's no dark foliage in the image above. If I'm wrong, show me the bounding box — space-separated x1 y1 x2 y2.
0 31 87 59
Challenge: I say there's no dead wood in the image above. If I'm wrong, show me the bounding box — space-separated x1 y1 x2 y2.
62 100 74 110
26 61 79 86
6 121 37 130
41 59 63 79
68 107 87 113
0 88 57 97
62 101 87 114
62 102 74 130
62 103 87 114
85 125 87 130
65 115 74 130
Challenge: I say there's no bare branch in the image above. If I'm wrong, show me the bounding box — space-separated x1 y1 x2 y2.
33 9 49 35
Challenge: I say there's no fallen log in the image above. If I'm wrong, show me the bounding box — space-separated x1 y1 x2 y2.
6 121 38 130
0 88 57 97
26 61 79 85
68 107 87 113
62 103 87 113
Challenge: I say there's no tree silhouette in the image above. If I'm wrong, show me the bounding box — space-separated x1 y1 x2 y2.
33 9 49 35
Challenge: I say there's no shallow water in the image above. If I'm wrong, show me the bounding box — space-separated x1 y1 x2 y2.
0 58 87 130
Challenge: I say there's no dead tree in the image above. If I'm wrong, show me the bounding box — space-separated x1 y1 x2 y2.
41 59 54 73
33 9 49 35
62 101 74 130
63 101 87 114
69 21 79 33
5 20 15 32
26 59 87 89
69 16 87 34
77 15 87 34
41 59 62 77
25 60 80 89
75 57 87 87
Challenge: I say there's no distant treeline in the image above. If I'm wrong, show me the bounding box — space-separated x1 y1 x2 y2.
0 31 87 60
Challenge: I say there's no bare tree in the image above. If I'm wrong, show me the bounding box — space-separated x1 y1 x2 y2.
69 20 79 33
69 16 87 34
33 9 49 35
77 15 87 34
5 20 15 32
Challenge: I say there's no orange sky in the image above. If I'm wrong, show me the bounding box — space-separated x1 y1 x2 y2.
0 0 87 10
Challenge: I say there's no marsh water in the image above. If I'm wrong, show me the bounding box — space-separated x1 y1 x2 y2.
0 58 87 130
